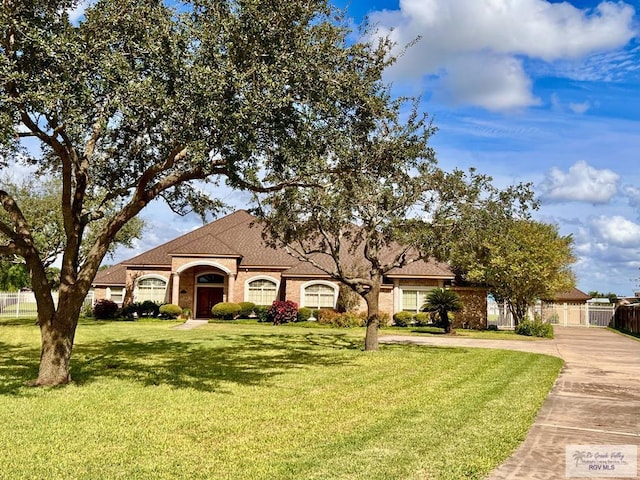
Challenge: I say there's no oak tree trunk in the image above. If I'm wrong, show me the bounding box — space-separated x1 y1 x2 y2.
363 284 381 351
34 295 82 386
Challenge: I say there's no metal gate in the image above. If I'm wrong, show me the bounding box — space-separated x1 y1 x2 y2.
487 300 614 329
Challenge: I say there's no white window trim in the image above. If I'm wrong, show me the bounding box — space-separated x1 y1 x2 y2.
244 275 280 304
134 274 169 303
106 286 125 304
300 280 339 309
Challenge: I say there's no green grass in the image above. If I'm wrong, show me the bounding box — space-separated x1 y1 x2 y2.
0 321 562 480
381 325 542 340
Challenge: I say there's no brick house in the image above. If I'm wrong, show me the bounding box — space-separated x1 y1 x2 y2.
92 210 488 326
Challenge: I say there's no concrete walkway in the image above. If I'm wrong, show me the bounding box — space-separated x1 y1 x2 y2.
172 319 209 330
380 328 640 479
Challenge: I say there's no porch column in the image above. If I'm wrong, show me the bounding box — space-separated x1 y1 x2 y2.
227 273 236 302
171 273 180 305
393 279 400 314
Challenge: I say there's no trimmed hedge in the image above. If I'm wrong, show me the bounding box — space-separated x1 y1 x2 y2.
238 302 256 318
297 307 315 322
159 304 182 319
211 302 241 320
393 311 413 327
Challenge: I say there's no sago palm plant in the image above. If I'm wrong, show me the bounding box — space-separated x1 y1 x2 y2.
422 288 463 334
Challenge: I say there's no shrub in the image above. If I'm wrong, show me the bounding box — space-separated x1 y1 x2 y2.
211 302 241 320
515 315 554 338
93 299 118 319
393 311 413 327
81 303 94 318
297 307 314 322
487 324 499 331
120 302 140 319
317 309 339 325
238 302 256 318
336 284 360 313
413 312 430 326
159 303 182 319
268 300 298 325
317 310 365 328
254 305 270 322
139 300 160 317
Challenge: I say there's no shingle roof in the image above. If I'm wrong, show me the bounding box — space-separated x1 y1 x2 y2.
94 210 454 285
548 287 591 302
92 262 127 286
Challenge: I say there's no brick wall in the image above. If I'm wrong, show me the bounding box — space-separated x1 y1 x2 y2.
451 287 488 330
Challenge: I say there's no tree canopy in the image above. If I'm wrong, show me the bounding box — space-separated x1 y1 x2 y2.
256 98 536 349
0 0 392 385
458 219 576 324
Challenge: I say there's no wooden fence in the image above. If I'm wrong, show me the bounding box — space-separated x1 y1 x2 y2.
612 305 640 334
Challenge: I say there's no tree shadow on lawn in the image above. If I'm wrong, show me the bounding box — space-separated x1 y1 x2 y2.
0 333 361 395
0 341 41 395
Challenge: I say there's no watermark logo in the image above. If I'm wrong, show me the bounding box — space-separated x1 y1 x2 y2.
566 445 637 478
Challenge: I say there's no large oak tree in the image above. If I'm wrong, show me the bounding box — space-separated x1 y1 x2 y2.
256 99 535 350
0 0 390 385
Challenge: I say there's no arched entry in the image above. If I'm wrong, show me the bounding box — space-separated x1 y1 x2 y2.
195 273 225 318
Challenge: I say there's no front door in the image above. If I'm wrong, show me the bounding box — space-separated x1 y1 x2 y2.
196 287 224 318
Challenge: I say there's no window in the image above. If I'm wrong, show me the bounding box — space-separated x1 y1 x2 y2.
401 288 435 313
247 279 277 305
107 287 125 305
136 277 167 303
304 283 336 309
197 274 225 284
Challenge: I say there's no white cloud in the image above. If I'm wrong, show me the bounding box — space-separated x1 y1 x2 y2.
622 185 640 207
540 160 619 204
569 101 591 114
591 215 640 248
434 53 540 111
368 0 636 110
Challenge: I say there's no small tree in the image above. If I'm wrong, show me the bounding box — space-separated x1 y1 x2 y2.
452 219 575 325
421 288 462 334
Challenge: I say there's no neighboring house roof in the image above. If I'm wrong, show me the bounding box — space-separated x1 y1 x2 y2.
546 287 591 303
92 210 455 285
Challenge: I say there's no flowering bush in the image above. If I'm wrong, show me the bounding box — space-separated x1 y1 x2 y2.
268 300 298 325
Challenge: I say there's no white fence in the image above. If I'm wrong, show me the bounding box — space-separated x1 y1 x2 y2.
0 291 95 318
487 300 615 329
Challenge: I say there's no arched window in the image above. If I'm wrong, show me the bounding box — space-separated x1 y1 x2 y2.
197 274 225 284
303 283 337 309
247 278 278 305
136 277 167 303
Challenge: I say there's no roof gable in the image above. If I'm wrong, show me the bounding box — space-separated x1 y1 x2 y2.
121 210 294 267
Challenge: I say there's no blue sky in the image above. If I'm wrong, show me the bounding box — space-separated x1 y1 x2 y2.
112 0 640 296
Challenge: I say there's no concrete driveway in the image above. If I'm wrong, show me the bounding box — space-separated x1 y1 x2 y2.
381 328 640 479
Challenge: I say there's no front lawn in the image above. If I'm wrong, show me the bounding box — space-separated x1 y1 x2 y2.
0 321 562 479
